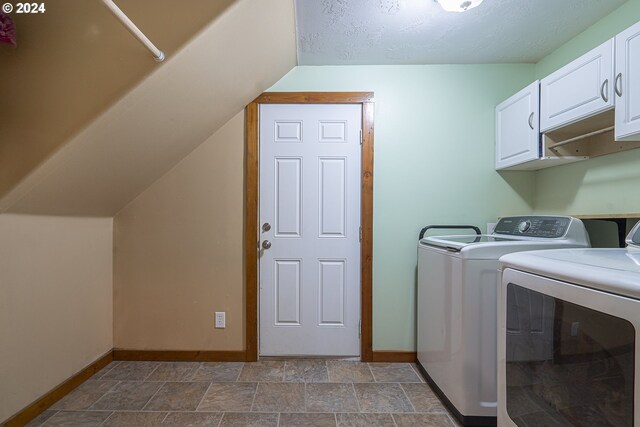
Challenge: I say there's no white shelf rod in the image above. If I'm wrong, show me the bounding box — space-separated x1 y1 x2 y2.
547 125 615 150
101 0 165 62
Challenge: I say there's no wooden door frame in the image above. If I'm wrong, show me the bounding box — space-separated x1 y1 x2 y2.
244 92 374 362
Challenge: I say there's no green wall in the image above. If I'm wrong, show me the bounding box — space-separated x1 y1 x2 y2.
535 0 640 79
269 65 536 350
267 0 640 351
534 0 640 215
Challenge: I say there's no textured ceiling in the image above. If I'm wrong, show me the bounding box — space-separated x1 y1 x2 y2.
295 0 627 65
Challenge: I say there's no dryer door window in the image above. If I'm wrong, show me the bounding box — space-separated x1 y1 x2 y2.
505 283 634 426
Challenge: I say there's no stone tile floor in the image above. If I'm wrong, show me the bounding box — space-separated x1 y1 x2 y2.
26 360 460 427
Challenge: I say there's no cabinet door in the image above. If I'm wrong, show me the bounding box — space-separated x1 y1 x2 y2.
495 81 540 170
540 40 614 132
615 21 640 141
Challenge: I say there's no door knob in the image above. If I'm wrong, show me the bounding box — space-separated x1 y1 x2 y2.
262 222 271 232
262 240 272 249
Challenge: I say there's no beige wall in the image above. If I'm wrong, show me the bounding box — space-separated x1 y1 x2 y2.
0 214 113 423
114 113 244 351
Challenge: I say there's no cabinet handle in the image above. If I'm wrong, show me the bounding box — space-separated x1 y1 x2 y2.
615 73 623 97
528 112 535 130
600 79 609 102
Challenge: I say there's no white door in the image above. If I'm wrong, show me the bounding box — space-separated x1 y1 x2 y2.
504 284 555 362
615 21 640 141
259 104 361 356
540 39 614 132
495 81 540 170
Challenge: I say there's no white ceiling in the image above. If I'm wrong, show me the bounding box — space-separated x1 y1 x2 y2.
295 0 627 65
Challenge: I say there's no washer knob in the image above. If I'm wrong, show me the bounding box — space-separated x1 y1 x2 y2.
518 220 531 233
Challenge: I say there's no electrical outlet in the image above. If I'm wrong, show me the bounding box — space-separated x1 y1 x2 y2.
215 312 226 329
571 321 580 337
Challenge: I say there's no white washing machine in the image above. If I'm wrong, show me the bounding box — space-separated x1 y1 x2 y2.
417 216 590 427
498 221 640 427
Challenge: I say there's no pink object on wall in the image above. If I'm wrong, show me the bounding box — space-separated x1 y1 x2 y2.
0 12 16 47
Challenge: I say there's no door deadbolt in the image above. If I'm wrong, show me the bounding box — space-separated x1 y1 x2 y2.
262 240 272 249
262 222 271 232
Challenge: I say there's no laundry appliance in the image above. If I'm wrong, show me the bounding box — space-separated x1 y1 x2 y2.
417 216 590 426
498 220 640 426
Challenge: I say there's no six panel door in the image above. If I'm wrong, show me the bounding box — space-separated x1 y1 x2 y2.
259 104 362 356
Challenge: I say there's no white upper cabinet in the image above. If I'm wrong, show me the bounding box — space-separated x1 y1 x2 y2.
495 81 540 170
615 21 640 141
495 21 640 171
540 40 614 132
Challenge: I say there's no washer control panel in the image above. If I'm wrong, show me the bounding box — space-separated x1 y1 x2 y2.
494 216 571 238
627 221 640 247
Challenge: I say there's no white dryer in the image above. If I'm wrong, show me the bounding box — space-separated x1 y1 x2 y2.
498 221 640 426
417 216 590 426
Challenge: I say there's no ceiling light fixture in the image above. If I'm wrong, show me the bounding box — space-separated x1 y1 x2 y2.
435 0 484 12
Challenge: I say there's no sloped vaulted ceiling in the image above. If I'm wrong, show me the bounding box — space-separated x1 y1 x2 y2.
0 0 297 215
0 0 237 199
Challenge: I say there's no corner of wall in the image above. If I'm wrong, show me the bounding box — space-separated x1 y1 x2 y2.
535 0 640 79
113 112 246 352
532 0 640 216
0 214 114 422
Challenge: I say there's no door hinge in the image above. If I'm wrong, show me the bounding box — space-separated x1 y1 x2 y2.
359 129 363 145
359 226 362 242
359 320 361 338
